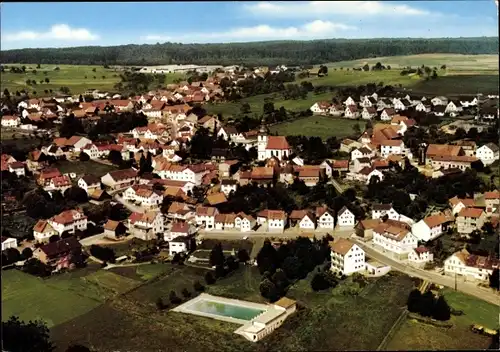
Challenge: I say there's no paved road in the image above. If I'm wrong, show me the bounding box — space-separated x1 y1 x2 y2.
353 239 500 306
198 227 353 240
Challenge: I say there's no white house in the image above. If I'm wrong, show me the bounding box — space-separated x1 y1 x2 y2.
361 107 377 120
310 101 331 115
351 147 374 160
380 140 404 158
475 143 499 166
165 221 195 241
256 209 287 232
358 167 384 184
101 168 138 191
360 96 377 108
330 238 365 275
484 190 500 215
169 236 190 256
33 220 58 243
415 102 431 113
7 162 25 177
343 96 356 106
344 105 360 119
372 221 418 260
128 211 164 241
123 185 163 209
47 209 88 235
195 206 219 230
298 212 316 230
371 204 400 221
337 206 355 227
1 237 18 251
380 108 396 121
78 175 101 195
411 214 450 242
220 179 238 196
445 100 462 114
459 97 478 108
82 144 100 159
408 246 434 267
1 115 21 127
431 96 448 106
316 206 335 230
234 212 257 232
444 249 499 282
217 125 239 141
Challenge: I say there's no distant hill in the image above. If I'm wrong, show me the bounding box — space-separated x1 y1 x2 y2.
1 37 498 67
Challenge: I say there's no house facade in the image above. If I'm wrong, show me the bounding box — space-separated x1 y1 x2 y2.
330 238 365 276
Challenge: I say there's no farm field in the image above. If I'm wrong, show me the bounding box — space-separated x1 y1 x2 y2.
50 264 417 352
1 64 186 97
323 54 499 72
385 287 498 351
269 116 361 139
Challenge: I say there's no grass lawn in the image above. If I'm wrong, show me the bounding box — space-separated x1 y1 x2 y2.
385 287 498 351
2 64 186 97
270 116 361 139
53 160 117 178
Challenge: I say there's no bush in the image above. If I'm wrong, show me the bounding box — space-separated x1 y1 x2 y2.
169 290 181 305
21 247 33 260
3 247 21 265
89 245 116 263
193 280 205 292
181 288 191 298
22 258 51 277
48 234 60 243
79 152 90 161
156 297 165 310
204 272 216 285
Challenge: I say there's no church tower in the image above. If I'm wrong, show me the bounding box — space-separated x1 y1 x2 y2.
257 117 269 161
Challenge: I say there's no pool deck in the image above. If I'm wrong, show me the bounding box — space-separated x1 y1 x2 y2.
171 293 270 325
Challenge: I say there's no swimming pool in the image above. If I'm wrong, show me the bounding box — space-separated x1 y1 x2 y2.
188 299 264 321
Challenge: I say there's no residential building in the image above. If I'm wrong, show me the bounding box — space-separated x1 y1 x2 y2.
123 184 163 209
1 115 21 127
361 107 377 120
330 238 365 275
214 213 237 231
169 236 191 256
484 190 500 215
380 108 396 121
354 219 381 240
344 105 359 119
234 212 257 232
165 221 195 241
475 143 499 166
195 206 219 230
33 220 58 243
128 211 164 241
33 236 82 265
310 101 331 115
78 175 101 195
101 168 138 191
456 207 486 234
337 206 355 227
45 175 72 194
103 220 127 240
371 204 400 220
316 206 335 230
7 162 25 177
444 249 499 281
412 213 452 242
256 209 287 232
448 196 477 216
220 179 238 196
380 140 404 157
47 209 88 235
408 246 434 267
372 220 418 259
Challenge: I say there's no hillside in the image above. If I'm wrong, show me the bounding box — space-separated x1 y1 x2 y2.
1 37 498 67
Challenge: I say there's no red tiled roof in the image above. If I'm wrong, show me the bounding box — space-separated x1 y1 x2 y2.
266 136 290 150
458 207 484 218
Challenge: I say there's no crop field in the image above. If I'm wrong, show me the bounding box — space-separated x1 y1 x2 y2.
385 287 498 351
1 64 185 97
270 116 361 139
324 54 499 72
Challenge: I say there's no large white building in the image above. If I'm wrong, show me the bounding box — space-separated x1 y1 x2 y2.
337 206 355 227
128 211 164 241
444 249 499 282
411 214 452 242
47 209 88 235
373 220 418 259
256 209 288 232
330 238 365 275
195 206 219 230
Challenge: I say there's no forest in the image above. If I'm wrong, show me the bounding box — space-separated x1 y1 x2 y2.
1 37 498 66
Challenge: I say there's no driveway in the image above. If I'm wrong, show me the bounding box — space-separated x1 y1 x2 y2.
114 194 145 213
353 239 500 306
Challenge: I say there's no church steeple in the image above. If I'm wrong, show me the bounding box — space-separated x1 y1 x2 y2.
258 116 269 135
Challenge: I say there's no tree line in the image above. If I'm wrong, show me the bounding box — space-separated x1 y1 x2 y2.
1 38 498 66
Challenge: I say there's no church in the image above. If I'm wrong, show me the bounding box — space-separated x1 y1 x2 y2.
257 124 293 161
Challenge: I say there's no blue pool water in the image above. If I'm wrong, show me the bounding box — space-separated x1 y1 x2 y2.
189 300 264 321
